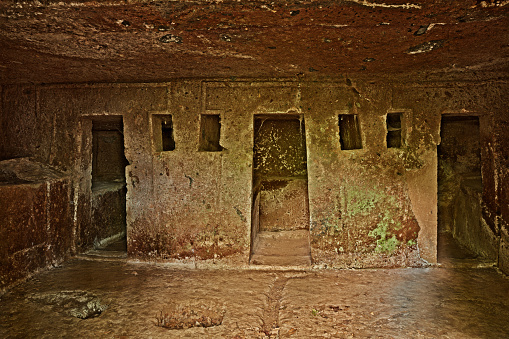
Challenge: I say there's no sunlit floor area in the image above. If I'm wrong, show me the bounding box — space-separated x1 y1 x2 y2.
1 257 508 338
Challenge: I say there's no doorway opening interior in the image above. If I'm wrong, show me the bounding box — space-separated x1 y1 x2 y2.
91 116 128 253
437 115 491 265
250 114 311 266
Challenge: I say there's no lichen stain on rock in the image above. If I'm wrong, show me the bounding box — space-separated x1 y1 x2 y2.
369 215 400 253
344 183 385 218
311 168 420 259
343 181 420 254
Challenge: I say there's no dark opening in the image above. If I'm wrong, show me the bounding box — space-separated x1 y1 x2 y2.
199 114 223 152
339 114 362 150
437 115 489 263
91 116 128 252
386 113 402 148
153 114 175 152
92 117 128 187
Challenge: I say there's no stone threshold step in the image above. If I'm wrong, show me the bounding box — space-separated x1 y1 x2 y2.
250 230 311 266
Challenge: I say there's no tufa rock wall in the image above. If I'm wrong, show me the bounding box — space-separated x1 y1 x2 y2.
0 79 507 273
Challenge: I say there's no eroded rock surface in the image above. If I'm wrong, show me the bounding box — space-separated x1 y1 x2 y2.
0 259 508 338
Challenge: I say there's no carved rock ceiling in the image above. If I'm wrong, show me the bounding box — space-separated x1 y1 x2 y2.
0 0 508 84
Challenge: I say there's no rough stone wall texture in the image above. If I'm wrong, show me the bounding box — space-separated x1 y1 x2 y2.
0 86 37 161
0 79 507 275
299 82 426 267
0 1 508 85
393 82 508 263
451 180 498 259
259 179 309 232
0 159 71 292
91 185 127 246
0 85 3 159
500 228 509 275
497 110 509 275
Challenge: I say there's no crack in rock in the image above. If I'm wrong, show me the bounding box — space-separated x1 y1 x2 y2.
261 275 289 337
346 0 421 9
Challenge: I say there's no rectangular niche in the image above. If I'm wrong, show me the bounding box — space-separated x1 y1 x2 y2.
338 114 362 150
386 112 403 148
199 114 223 152
152 114 175 152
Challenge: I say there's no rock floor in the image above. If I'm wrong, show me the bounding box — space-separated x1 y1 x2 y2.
1 256 508 339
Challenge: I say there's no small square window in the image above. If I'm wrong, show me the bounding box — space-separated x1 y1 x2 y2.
152 114 175 152
199 114 223 152
386 113 402 148
339 114 362 150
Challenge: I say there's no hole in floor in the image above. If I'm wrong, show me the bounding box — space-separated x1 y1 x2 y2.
155 304 225 329
28 291 108 319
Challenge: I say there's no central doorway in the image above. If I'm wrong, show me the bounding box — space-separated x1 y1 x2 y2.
250 114 311 266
